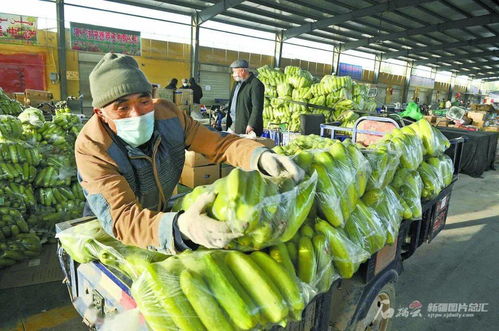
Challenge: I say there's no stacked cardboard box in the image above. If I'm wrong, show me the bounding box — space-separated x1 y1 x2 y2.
175 89 193 114
180 151 220 188
180 138 275 187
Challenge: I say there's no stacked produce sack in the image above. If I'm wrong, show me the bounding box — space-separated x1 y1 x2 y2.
258 65 376 131
173 169 318 251
0 104 42 267
0 88 23 116
56 119 455 330
18 106 85 239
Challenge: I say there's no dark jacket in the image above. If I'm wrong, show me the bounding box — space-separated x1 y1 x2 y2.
190 83 203 104
227 73 264 136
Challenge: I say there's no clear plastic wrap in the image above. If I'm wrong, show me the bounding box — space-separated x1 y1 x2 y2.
280 222 340 296
0 181 36 210
18 107 45 127
390 168 424 220
363 141 401 190
418 160 445 200
34 153 76 188
0 115 24 140
0 207 30 240
438 154 454 187
277 138 371 229
314 219 370 279
410 119 450 156
344 201 387 254
383 126 424 171
56 219 168 280
0 233 42 268
0 140 42 166
362 186 404 245
173 169 318 251
130 249 319 330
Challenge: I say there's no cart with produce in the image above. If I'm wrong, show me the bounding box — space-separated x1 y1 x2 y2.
55 114 464 331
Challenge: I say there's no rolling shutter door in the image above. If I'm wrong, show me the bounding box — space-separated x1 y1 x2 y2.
199 71 230 106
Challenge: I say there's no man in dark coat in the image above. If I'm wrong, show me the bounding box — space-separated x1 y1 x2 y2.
189 77 203 104
226 59 264 136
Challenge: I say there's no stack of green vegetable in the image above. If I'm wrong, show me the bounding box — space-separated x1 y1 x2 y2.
173 169 318 251
57 219 168 279
412 119 453 199
0 88 23 116
258 65 376 131
0 106 42 268
17 106 85 239
56 119 455 330
0 232 42 268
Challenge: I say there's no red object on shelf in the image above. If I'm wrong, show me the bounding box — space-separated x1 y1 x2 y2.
0 53 46 92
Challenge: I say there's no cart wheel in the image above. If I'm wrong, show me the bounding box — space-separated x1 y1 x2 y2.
352 282 396 331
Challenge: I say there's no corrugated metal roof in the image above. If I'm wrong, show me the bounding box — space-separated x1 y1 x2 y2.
107 0 499 79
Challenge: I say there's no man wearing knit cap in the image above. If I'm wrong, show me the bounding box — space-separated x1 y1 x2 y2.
75 53 304 253
227 59 265 136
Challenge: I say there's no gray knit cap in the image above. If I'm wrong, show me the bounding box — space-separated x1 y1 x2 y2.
230 59 249 68
89 53 152 108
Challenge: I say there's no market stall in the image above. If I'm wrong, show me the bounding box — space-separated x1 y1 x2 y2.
440 127 498 177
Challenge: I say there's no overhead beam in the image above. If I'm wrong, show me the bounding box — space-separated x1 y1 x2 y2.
197 0 245 24
383 36 499 60
436 60 499 71
341 14 499 51
282 0 434 40
415 50 499 66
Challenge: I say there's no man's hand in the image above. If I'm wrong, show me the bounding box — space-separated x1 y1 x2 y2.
257 151 305 182
245 126 254 134
178 192 241 248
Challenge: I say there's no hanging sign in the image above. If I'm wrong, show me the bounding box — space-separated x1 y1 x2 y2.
338 62 363 80
70 22 141 56
0 13 37 43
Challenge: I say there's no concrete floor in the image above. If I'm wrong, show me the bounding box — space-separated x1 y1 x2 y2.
392 170 499 331
0 170 497 331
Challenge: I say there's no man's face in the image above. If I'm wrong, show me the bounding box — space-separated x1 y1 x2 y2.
232 68 246 82
94 92 154 133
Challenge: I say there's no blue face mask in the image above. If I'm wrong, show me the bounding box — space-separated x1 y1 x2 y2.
113 111 155 148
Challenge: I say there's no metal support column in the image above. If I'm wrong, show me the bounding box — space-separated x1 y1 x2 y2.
56 0 67 100
428 68 437 105
373 54 382 84
402 61 413 103
190 14 200 81
332 46 341 74
448 73 456 101
274 31 283 69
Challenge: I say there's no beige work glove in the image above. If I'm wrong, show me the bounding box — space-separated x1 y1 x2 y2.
257 151 305 182
178 192 241 248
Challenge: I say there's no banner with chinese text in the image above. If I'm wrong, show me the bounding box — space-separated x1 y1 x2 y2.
70 22 141 56
0 13 37 43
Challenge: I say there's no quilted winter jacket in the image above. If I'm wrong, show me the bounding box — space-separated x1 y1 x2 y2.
75 99 267 254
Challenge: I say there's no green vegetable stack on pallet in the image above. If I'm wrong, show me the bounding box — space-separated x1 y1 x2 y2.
20 106 86 239
57 119 454 330
258 65 377 132
0 88 23 116
0 108 42 268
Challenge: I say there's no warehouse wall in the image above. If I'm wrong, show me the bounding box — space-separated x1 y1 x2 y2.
0 30 79 100
280 58 332 77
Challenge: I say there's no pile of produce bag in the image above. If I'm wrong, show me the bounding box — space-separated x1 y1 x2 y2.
56 118 455 330
258 65 376 131
174 169 318 250
19 106 86 238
